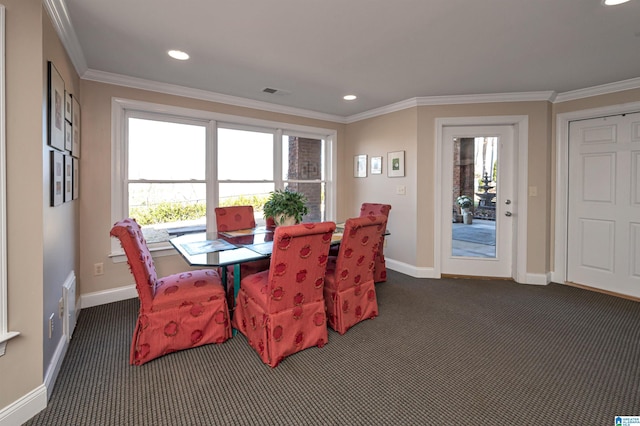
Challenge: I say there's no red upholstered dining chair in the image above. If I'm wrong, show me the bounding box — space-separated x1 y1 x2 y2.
214 206 271 305
110 218 231 365
214 205 256 231
359 203 392 282
324 215 387 334
233 221 336 367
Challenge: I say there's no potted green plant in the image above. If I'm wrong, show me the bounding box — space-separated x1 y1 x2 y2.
456 195 474 224
262 189 309 226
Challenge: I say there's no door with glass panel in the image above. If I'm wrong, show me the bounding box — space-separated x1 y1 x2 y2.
441 125 514 277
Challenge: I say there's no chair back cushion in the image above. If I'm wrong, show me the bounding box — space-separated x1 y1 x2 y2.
266 221 336 312
331 215 387 292
360 203 391 228
215 206 256 232
110 218 157 307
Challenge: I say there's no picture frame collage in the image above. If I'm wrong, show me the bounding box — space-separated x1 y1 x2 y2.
48 61 80 206
353 150 405 178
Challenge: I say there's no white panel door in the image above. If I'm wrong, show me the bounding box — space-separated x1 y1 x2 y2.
567 113 640 298
441 125 514 277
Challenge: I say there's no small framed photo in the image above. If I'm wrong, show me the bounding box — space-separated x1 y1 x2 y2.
64 120 72 151
72 96 81 158
371 156 382 175
64 155 73 202
50 151 64 206
64 90 72 122
72 158 79 200
47 62 65 151
354 154 367 178
387 150 405 177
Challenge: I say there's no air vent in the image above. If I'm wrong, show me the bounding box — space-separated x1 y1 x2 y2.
262 87 291 96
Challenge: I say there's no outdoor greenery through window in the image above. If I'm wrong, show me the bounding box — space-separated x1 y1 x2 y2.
117 101 334 250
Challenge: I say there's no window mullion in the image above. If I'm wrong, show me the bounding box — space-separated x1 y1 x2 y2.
206 120 217 232
274 129 283 189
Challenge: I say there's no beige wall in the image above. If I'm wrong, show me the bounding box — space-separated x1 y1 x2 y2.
416 102 552 274
344 109 418 266
0 0 45 410
42 1 80 376
345 101 553 276
78 80 346 297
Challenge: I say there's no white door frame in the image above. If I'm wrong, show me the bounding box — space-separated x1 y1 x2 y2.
553 101 640 284
435 116 529 283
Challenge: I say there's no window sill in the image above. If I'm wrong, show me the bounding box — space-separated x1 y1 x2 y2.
0 331 20 356
110 242 178 263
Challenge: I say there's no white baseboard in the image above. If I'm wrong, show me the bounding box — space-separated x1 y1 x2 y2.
0 384 47 426
524 272 551 285
44 333 68 400
386 258 551 285
386 258 437 278
80 283 137 309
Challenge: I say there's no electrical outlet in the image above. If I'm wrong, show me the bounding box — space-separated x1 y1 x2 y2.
396 185 406 195
94 262 104 276
48 313 54 339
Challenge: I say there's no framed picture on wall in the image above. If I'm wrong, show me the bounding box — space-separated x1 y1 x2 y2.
50 151 64 206
64 155 73 202
47 62 65 151
72 158 79 200
64 90 72 122
354 154 367 178
371 156 382 174
387 150 405 177
65 120 72 151
71 96 81 158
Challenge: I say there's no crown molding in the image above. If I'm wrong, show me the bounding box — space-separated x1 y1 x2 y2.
345 98 420 123
43 0 87 76
554 76 640 103
416 91 556 106
82 69 348 124
345 92 555 123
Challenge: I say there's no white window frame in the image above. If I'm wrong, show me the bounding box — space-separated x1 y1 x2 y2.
111 98 337 257
0 5 19 356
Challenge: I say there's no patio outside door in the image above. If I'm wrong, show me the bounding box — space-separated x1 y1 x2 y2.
441 125 515 278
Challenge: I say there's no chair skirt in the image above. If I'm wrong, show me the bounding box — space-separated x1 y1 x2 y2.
131 270 232 365
324 281 378 335
233 287 328 368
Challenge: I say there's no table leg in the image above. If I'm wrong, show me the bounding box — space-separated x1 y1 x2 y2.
232 264 241 337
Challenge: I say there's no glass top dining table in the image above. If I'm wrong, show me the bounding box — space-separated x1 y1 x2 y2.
169 225 346 318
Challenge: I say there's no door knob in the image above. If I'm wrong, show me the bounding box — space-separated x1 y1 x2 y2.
505 199 511 205
505 211 512 217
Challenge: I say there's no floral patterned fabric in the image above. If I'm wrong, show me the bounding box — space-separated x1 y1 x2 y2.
111 218 231 365
214 205 256 231
324 215 387 335
359 203 392 282
233 221 336 367
214 206 270 307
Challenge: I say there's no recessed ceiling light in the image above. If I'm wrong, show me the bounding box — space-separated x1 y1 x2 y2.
602 0 630 5
343 95 357 101
168 50 189 60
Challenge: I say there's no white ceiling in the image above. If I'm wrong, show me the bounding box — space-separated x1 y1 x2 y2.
58 0 640 118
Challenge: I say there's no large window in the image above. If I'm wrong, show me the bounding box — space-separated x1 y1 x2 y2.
127 115 208 242
111 99 336 254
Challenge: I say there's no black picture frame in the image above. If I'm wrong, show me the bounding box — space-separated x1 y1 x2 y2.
47 62 65 151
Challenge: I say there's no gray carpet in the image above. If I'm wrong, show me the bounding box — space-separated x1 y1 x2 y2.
25 271 640 425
